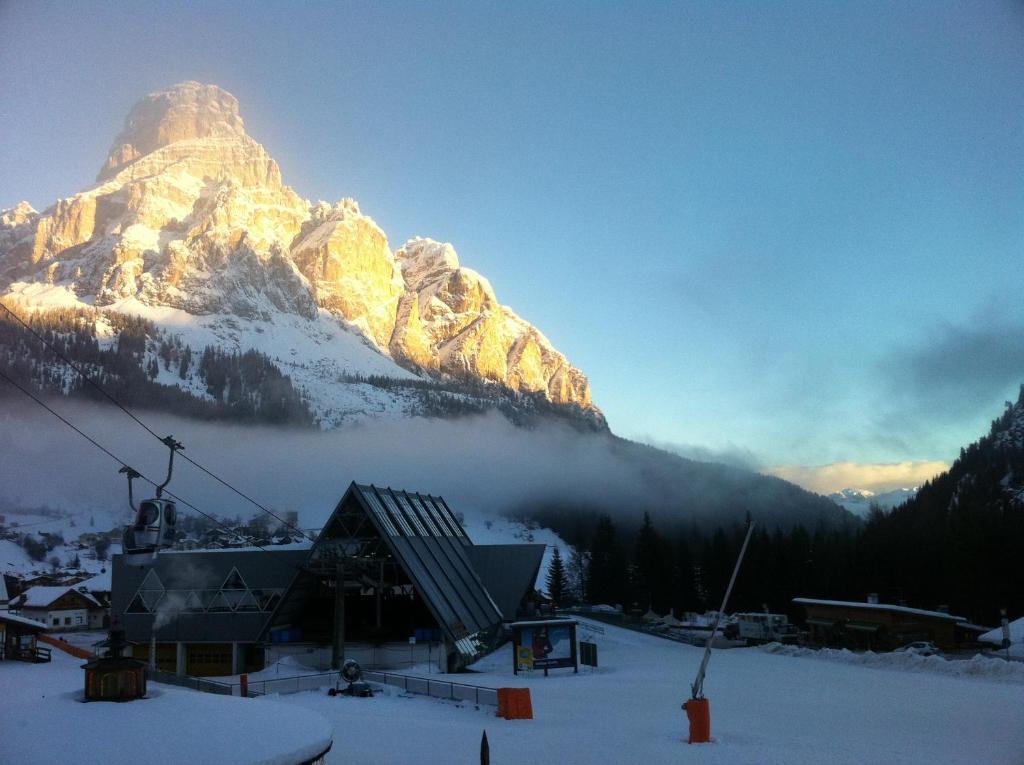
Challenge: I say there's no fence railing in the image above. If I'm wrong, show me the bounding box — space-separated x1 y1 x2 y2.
150 666 499 706
149 669 236 695
362 670 498 706
231 671 339 697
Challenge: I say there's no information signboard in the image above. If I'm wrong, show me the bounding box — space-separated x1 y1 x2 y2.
511 619 578 675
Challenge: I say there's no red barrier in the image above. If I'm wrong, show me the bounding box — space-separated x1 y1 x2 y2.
496 688 533 720
38 634 92 660
240 673 249 697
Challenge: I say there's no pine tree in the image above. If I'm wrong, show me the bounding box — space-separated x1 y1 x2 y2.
546 547 569 607
587 515 627 606
634 512 671 612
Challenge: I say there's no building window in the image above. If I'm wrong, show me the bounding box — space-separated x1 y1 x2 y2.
64 617 71 625
52 617 59 626
76 616 84 625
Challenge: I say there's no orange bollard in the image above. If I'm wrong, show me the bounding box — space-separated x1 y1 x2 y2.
240 673 248 698
683 697 710 743
515 688 533 720
497 688 533 719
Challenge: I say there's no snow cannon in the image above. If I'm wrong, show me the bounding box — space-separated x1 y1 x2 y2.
682 697 711 743
336 659 373 697
683 521 756 745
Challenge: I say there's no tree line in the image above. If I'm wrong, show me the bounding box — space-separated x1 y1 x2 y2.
0 305 315 426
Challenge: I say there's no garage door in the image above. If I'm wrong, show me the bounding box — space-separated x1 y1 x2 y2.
186 643 233 676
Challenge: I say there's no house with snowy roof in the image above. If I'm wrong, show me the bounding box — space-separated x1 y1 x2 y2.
13 584 107 631
0 610 49 661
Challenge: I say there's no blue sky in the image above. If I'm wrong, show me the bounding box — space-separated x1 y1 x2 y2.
1 1 1021 489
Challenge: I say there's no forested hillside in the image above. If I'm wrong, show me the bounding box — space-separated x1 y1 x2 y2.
549 388 1024 625
0 305 315 425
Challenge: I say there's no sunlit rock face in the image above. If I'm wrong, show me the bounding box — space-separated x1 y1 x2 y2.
292 200 404 350
97 81 248 182
0 81 597 411
394 238 592 406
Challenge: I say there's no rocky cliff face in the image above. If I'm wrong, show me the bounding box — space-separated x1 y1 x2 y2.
0 82 597 418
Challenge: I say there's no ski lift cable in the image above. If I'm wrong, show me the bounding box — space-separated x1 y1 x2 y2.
0 367 303 570
0 300 316 543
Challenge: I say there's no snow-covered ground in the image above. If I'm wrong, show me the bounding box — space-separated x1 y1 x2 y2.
272 619 1021 765
8 619 1023 764
4 650 332 765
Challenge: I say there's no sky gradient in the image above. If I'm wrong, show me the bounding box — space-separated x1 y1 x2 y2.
2 1 1022 490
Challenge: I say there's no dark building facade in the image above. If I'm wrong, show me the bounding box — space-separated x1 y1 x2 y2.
792 597 967 651
112 482 544 676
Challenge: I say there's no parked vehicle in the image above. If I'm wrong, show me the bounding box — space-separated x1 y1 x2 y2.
733 612 799 645
894 641 939 656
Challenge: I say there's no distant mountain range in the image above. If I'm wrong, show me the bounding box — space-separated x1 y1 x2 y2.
828 487 918 515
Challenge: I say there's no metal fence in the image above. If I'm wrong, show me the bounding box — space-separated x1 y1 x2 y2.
234 672 339 697
149 668 236 695
150 667 499 706
362 670 498 706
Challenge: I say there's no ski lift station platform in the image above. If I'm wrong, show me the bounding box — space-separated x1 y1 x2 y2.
112 482 546 676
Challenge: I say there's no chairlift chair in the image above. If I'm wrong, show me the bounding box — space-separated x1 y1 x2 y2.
121 436 183 567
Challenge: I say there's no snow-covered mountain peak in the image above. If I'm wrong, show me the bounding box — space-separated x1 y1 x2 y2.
0 82 599 422
829 486 918 515
98 81 248 182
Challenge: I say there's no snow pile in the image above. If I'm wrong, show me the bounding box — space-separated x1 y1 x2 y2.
760 642 1024 683
980 617 1024 658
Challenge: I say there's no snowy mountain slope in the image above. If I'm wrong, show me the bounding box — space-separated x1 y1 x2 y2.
0 81 598 425
828 487 918 515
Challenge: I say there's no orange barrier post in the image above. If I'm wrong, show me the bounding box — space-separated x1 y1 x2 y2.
514 688 533 720
496 688 533 720
683 698 711 743
38 634 92 660
240 673 249 697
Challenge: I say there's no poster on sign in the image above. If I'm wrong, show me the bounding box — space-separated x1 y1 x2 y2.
511 620 578 674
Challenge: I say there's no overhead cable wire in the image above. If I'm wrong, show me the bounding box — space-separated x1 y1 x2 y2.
0 367 307 573
0 299 316 543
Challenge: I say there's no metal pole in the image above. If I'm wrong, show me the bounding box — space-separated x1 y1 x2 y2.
691 522 754 699
331 562 345 670
376 561 383 629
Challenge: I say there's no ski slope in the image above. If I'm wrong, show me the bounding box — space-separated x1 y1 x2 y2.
6 618 1022 764
269 619 1023 765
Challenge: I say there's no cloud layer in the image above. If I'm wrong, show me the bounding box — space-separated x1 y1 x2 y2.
0 397 844 534
765 460 948 495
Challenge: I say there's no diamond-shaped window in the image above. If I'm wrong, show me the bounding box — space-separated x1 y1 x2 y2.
126 592 149 613
139 569 165 592
208 591 233 612
235 590 260 611
139 589 164 611
221 567 247 591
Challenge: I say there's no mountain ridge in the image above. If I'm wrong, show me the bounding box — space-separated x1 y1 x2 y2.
0 81 597 426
